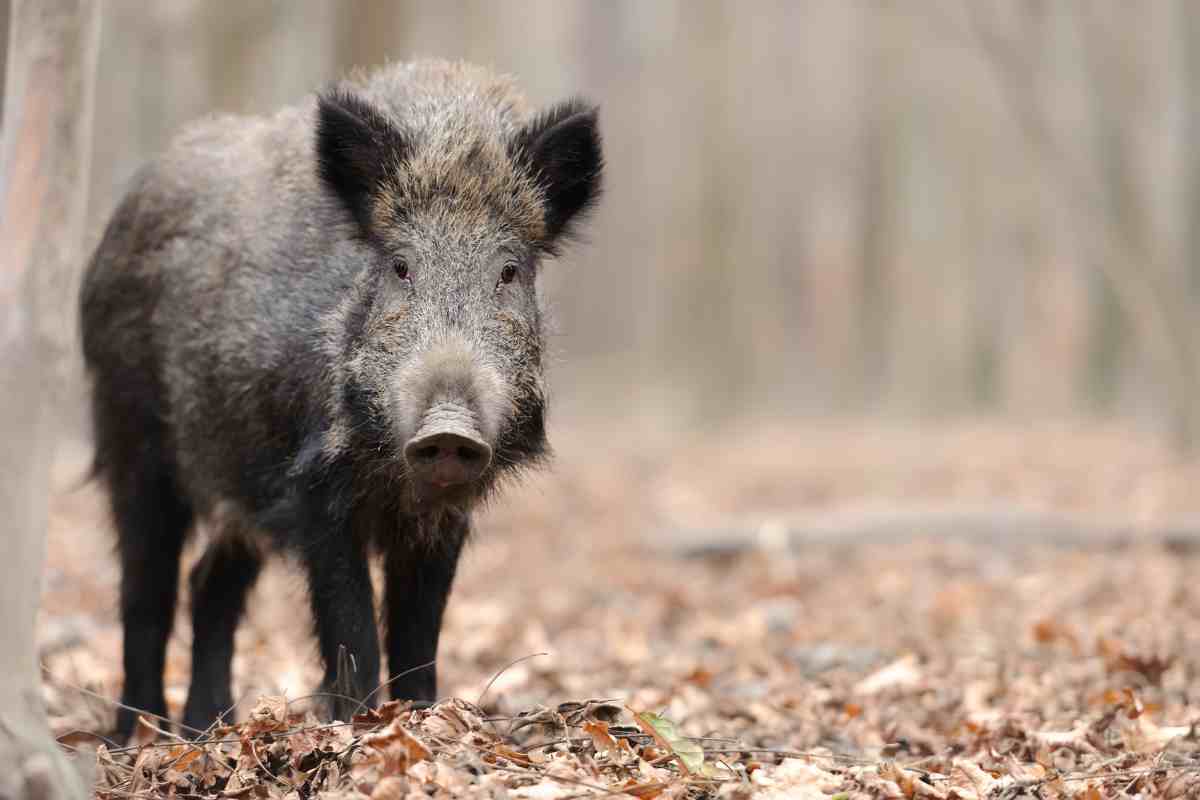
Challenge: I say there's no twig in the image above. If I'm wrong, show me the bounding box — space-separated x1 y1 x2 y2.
105 720 360 755
56 728 121 749
286 690 367 716
700 746 875 765
133 716 186 744
352 658 438 716
49 669 209 738
476 652 549 708
202 687 253 736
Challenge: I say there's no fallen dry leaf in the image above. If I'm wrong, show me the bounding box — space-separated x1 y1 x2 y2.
360 718 433 775
583 719 619 756
854 655 923 696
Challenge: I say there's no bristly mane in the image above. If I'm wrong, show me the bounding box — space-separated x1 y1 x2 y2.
341 61 550 246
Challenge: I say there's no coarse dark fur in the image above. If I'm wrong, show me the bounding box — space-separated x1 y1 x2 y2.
79 60 603 738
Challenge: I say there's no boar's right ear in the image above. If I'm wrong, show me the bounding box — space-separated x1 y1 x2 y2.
316 89 407 230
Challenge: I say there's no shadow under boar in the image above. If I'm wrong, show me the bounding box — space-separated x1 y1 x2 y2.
79 60 603 738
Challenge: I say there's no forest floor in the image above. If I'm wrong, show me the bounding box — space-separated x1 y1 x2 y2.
37 420 1200 799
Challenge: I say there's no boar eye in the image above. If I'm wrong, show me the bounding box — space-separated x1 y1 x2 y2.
499 263 518 285
394 258 409 280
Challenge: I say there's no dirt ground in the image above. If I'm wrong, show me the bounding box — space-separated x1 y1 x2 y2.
39 420 1200 798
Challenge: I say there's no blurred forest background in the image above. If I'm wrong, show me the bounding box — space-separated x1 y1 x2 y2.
8 0 1200 448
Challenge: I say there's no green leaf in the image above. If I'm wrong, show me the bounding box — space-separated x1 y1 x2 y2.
630 710 706 776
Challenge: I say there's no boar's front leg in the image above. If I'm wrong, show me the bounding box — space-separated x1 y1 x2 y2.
384 513 469 703
300 523 381 721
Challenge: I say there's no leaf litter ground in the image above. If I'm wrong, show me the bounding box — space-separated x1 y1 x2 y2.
37 421 1200 798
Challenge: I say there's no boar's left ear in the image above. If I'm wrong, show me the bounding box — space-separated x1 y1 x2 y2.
514 99 604 246
316 89 408 230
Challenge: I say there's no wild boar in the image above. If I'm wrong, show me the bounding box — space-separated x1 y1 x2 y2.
79 59 603 737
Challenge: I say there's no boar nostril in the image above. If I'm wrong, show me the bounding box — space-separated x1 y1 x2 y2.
457 446 482 462
413 444 440 462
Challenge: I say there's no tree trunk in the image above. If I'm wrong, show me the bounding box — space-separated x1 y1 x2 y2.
0 1 99 797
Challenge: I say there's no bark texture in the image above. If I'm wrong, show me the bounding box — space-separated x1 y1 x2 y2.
0 1 99 797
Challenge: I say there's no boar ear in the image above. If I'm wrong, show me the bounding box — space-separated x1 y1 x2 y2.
316 89 407 229
515 99 604 245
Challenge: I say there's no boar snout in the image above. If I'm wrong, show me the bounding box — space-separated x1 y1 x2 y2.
404 403 493 493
